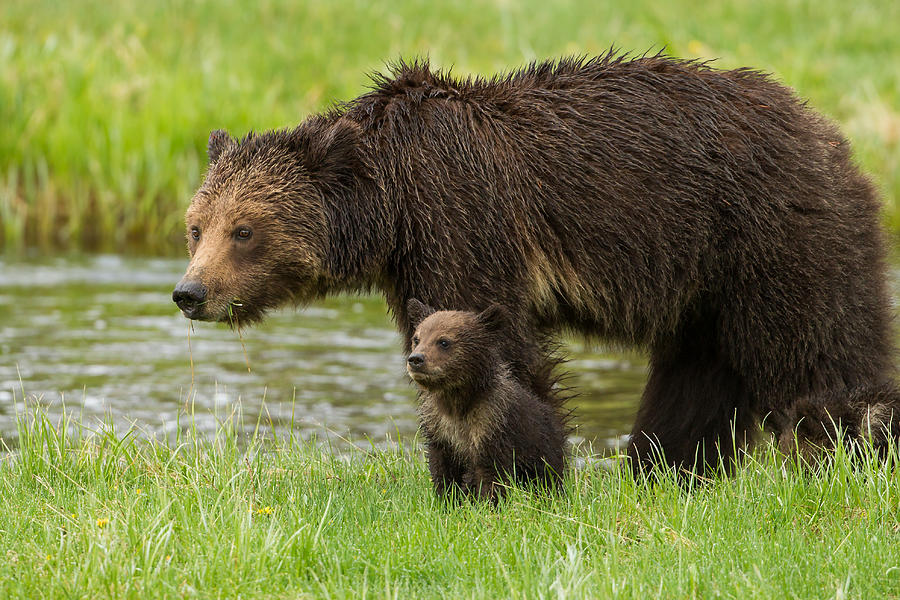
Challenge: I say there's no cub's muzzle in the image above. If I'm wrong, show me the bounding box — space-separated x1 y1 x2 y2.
407 353 425 371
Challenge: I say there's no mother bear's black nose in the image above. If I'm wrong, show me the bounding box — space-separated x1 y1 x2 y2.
173 280 208 317
407 354 425 369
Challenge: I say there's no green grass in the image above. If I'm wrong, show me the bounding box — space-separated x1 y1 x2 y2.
1 0 899 253
3 399 900 599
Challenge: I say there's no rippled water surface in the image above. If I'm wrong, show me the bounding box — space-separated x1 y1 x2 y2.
1 256 649 451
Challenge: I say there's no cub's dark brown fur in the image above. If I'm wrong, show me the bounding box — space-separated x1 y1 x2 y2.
175 51 897 475
777 382 900 464
406 299 569 501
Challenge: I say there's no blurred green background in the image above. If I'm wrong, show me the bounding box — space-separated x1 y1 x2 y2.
2 0 899 254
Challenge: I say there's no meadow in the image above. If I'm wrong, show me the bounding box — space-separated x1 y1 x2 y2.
2 0 899 253
4 2 900 597
2 401 899 599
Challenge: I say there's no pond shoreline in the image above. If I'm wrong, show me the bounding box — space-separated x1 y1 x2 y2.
1 255 644 451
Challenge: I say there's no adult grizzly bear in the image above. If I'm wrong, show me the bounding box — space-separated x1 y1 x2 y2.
174 52 899 475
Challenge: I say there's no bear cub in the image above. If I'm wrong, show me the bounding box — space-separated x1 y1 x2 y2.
406 299 569 502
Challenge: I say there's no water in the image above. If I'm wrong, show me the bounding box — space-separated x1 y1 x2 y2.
0 255 646 451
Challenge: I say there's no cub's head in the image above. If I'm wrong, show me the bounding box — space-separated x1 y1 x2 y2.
173 118 365 325
405 299 510 392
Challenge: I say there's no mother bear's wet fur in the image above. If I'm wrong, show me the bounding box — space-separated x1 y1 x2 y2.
175 51 899 474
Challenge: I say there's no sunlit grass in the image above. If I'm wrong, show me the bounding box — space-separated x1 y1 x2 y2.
2 0 899 253
2 396 900 599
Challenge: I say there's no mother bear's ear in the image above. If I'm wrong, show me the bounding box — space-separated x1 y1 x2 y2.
293 117 368 192
407 298 436 327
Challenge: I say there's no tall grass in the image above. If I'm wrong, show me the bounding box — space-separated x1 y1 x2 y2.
2 396 900 599
2 0 899 253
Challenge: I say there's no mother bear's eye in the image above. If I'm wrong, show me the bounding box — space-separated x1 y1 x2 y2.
190 226 200 241
234 226 253 240
412 336 420 345
437 339 451 349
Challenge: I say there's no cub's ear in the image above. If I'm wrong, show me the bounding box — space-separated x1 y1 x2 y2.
407 298 436 327
208 129 235 164
476 304 510 333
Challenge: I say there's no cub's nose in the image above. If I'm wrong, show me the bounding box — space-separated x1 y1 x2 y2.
407 353 425 370
172 280 208 318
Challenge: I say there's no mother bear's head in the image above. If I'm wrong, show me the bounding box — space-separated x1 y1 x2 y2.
173 118 385 325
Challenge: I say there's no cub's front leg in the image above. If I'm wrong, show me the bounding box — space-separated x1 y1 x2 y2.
467 463 501 505
426 440 466 500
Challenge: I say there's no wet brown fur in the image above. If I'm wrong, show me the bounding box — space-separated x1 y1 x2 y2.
177 51 898 475
777 382 900 465
406 299 570 502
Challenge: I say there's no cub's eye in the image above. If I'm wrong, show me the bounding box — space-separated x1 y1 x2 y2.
235 226 252 240
437 338 451 349
412 336 420 345
190 227 200 241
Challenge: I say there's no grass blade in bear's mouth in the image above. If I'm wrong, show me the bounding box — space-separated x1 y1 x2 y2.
226 302 252 374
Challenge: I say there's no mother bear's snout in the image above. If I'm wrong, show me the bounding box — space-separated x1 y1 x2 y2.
172 279 208 319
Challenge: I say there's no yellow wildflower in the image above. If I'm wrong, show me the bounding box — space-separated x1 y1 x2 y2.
96 518 109 528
